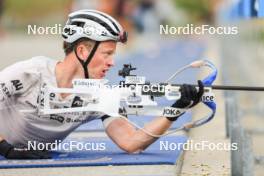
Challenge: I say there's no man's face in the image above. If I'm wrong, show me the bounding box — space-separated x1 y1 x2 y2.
88 41 116 79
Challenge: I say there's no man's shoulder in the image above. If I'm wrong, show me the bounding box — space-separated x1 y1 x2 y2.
20 56 58 73
1 56 58 78
4 56 56 69
27 56 58 77
29 56 57 67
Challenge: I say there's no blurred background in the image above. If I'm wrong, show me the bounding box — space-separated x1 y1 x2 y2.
0 0 263 175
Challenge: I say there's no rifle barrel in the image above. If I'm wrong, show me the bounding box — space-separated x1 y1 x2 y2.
168 84 264 91
211 85 264 91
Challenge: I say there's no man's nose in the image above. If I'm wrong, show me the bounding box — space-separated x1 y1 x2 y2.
107 57 114 67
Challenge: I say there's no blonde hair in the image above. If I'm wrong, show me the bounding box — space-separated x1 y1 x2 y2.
63 38 94 55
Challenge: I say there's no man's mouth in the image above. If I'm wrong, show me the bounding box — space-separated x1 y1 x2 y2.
103 69 108 73
101 69 109 77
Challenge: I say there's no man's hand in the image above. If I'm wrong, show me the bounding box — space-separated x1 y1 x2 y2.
167 80 204 121
0 140 51 159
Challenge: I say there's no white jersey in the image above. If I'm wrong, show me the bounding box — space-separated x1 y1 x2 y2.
0 56 104 147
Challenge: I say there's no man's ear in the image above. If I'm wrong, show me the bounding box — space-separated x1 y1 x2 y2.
76 44 89 61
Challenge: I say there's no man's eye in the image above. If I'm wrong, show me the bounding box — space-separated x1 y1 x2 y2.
105 52 113 56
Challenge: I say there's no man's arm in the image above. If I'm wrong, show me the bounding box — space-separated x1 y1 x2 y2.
0 60 50 159
105 81 204 153
105 116 172 153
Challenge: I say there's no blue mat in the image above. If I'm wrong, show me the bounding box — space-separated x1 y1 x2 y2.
0 136 188 168
75 112 192 131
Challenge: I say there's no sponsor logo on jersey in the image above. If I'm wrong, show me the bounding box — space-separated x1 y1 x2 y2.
0 83 11 98
50 114 64 123
11 80 23 91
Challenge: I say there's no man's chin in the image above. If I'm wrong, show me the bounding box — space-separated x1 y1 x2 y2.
97 75 105 79
100 73 106 78
89 74 104 79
